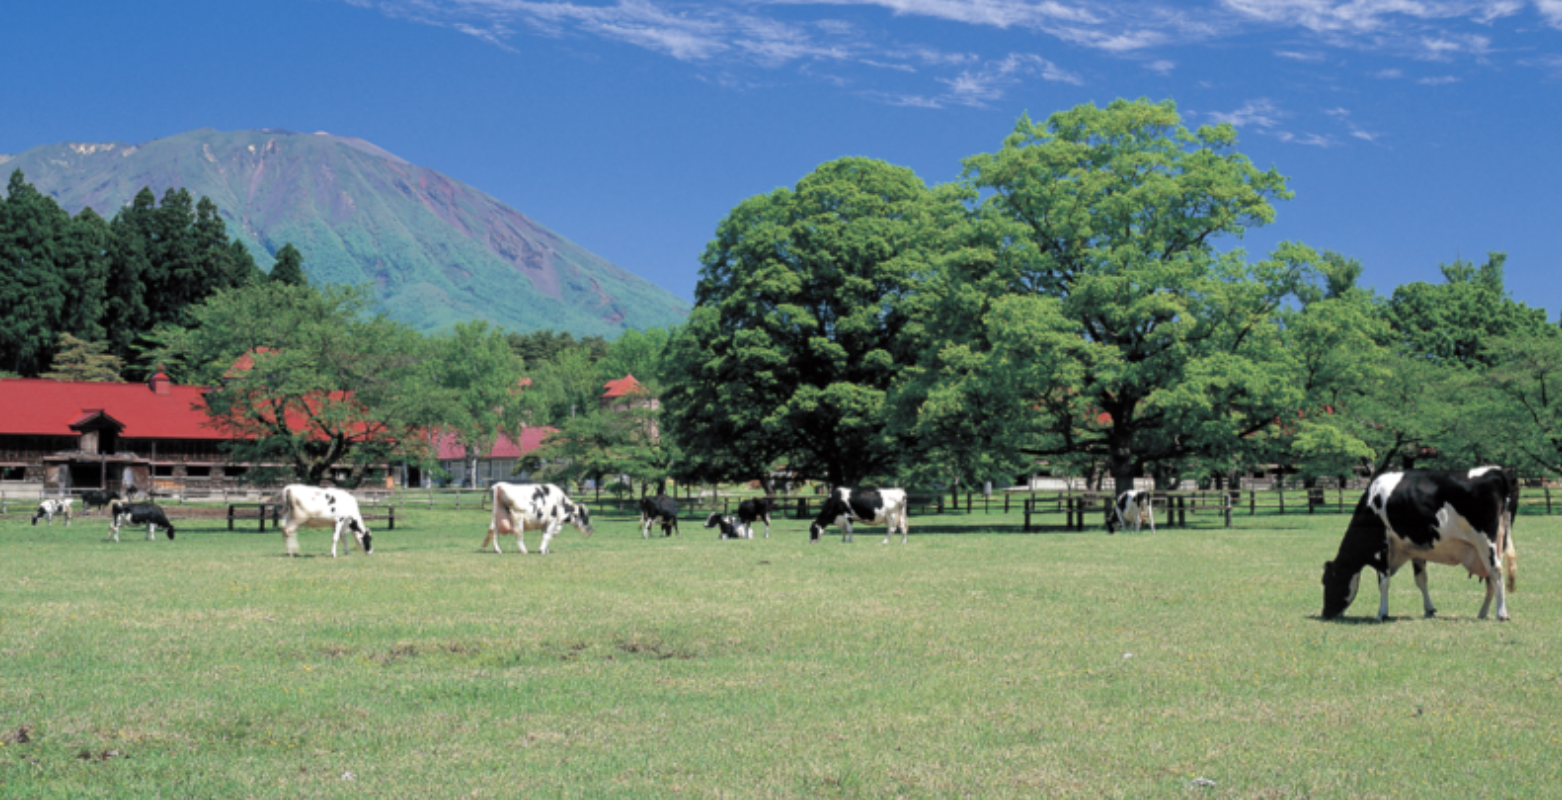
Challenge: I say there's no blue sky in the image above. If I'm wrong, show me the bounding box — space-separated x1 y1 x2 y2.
4 0 1559 314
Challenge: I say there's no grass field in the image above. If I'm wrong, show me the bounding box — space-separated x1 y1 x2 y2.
2 503 1560 799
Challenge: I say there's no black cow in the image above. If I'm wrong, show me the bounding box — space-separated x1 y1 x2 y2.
1321 467 1518 622
736 497 778 540
703 513 747 540
108 500 176 542
79 489 121 514
808 487 910 544
639 494 680 538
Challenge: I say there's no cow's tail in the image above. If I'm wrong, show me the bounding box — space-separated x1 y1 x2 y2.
1503 520 1517 593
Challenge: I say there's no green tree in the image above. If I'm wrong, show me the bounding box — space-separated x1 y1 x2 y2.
40 333 125 382
1385 253 1549 369
0 170 70 375
180 282 426 486
414 321 529 487
268 243 307 286
1480 328 1562 476
897 99 1355 496
664 157 952 487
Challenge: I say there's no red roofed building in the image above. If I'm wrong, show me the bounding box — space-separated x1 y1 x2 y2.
430 426 556 488
600 374 658 412
0 374 250 493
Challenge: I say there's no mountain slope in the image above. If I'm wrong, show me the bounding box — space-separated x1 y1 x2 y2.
0 129 689 336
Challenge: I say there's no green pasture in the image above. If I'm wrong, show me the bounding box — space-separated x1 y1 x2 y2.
2 503 1559 799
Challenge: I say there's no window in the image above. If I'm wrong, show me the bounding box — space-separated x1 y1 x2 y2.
0 466 24 482
223 466 248 479
185 466 211 479
154 464 175 478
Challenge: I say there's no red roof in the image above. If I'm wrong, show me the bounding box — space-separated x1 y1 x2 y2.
433 426 556 460
0 378 225 440
601 374 646 399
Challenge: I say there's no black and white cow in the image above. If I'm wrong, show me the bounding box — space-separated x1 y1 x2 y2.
1321 467 1518 622
108 500 175 542
484 482 594 554
808 487 910 544
639 494 680 538
32 498 73 527
79 489 120 514
736 497 778 539
703 512 747 540
279 485 371 558
1108 490 1155 534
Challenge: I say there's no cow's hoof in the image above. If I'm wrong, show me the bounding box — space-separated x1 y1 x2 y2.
1424 609 1436 618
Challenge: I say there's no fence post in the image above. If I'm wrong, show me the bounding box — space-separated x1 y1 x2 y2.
1023 498 1031 532
795 498 808 520
1004 494 1010 514
1250 490 1256 516
1065 497 1074 529
227 504 234 531
1224 493 1232 528
1546 487 1552 515
1177 496 1186 528
1278 489 1285 516
388 506 395 531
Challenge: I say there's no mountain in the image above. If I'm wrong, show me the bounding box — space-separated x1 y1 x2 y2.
0 129 689 336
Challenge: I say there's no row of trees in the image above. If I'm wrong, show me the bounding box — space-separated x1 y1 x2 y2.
660 99 1562 495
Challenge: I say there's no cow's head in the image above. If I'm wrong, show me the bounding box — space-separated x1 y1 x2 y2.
808 520 827 541
1320 560 1361 619
351 517 372 553
568 503 594 537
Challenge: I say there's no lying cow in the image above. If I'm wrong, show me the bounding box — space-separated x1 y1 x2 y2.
703 513 748 540
736 496 778 539
108 500 175 542
1321 467 1518 622
483 482 593 554
79 489 120 514
32 498 73 527
279 485 371 558
809 487 910 544
639 494 680 538
1108 490 1155 534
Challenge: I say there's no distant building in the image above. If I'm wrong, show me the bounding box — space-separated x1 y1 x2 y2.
600 374 658 412
0 373 248 494
432 427 556 488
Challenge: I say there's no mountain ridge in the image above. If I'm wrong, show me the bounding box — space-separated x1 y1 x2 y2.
0 129 689 337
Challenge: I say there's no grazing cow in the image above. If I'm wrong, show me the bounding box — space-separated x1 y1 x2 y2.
279 485 371 558
736 497 779 539
1321 467 1518 622
1108 490 1155 534
483 482 594 554
31 498 73 527
703 513 748 540
639 494 680 538
79 490 120 514
107 501 175 542
808 487 910 544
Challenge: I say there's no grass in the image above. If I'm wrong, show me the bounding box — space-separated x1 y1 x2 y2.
2 504 1560 798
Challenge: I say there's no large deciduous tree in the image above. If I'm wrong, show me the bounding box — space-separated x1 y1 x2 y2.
895 99 1359 496
414 321 529 487
663 157 955 487
184 282 426 486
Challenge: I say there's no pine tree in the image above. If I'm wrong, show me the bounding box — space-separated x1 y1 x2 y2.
40 333 124 382
269 243 307 285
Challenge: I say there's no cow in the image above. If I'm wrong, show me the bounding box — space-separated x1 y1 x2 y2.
483 482 594 555
31 498 73 527
639 494 680 538
279 485 372 558
1321 467 1518 622
808 487 910 544
736 497 778 539
79 489 120 514
703 513 748 540
107 500 175 542
1108 490 1155 534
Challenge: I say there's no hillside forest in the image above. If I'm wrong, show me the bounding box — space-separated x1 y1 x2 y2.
3 99 1560 493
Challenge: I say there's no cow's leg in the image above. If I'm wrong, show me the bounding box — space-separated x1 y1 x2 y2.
331 519 344 558
1412 559 1436 617
1375 569 1393 622
1475 537 1509 621
640 515 651 539
899 511 909 544
842 519 854 543
282 523 300 557
1146 503 1156 534
146 523 156 542
110 522 120 543
763 514 771 539
539 523 559 555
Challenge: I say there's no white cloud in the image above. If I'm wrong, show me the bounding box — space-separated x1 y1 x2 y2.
1208 98 1283 128
1146 59 1176 73
1417 74 1461 83
1276 130 1335 146
1541 0 1562 28
938 53 1083 106
1274 49 1325 60
1218 0 1521 34
1374 67 1404 77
